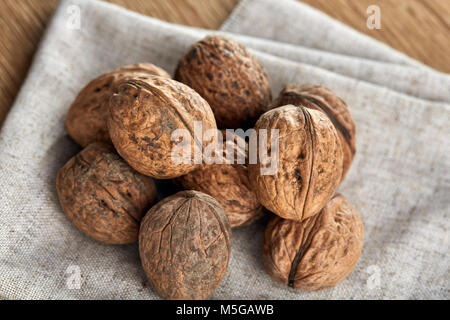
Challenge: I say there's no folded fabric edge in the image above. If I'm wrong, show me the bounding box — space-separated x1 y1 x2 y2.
2 0 449 140
55 0 450 107
252 49 450 109
221 0 428 70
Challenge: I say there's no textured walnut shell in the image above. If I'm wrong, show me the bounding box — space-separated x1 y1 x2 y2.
175 35 272 129
176 165 262 228
65 63 171 147
139 190 231 300
56 142 157 244
107 77 217 179
271 84 356 181
263 194 364 291
175 130 262 227
248 105 343 221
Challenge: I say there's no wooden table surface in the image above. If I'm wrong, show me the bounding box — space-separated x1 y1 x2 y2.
1 0 449 127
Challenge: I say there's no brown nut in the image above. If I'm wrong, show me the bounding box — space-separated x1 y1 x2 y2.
248 105 343 221
56 142 157 244
175 130 262 228
271 84 356 181
176 165 262 228
107 76 217 179
139 190 231 300
65 63 171 147
263 194 364 291
175 35 272 129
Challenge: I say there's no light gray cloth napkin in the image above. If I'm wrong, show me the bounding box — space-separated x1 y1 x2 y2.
0 0 448 299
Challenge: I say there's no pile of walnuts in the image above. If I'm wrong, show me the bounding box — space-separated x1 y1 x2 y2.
56 35 363 299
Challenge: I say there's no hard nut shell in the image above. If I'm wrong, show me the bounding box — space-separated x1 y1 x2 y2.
107 76 217 179
56 142 158 244
65 63 171 147
271 84 356 181
263 194 364 291
139 190 231 300
175 35 272 129
248 104 343 221
176 164 263 228
175 130 262 228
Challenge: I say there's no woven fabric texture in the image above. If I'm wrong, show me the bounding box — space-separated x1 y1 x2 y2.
0 0 448 299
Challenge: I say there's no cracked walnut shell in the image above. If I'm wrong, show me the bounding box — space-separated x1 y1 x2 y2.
56 142 157 244
65 63 170 147
107 76 217 179
271 84 356 181
248 104 343 221
139 190 231 300
175 35 272 129
263 194 364 291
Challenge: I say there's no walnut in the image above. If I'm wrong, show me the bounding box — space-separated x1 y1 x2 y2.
248 104 343 221
56 142 157 244
271 84 356 180
263 194 364 291
139 190 231 300
175 130 262 228
107 76 217 179
65 63 170 147
175 35 272 129
176 164 262 228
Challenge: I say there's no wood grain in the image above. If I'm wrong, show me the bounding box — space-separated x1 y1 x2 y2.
0 0 449 127
301 0 450 72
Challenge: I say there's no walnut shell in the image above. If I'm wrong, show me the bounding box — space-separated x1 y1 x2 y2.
139 190 231 300
263 194 364 291
175 35 272 129
175 130 262 227
248 105 343 221
271 84 356 181
107 76 217 179
176 165 262 228
56 142 157 244
66 63 171 147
